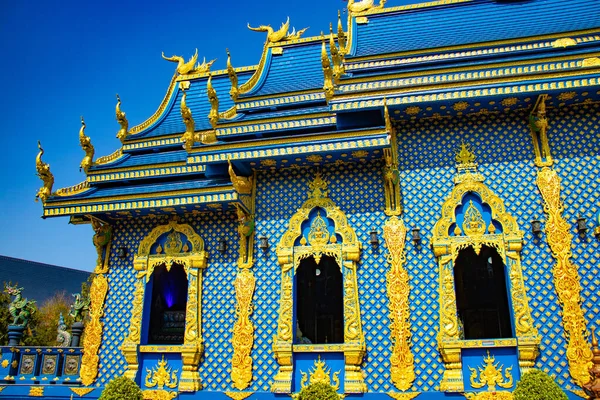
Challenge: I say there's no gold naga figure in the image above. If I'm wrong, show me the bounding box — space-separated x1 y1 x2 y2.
180 91 196 152
79 116 95 173
161 48 216 76
247 17 308 44
207 74 219 129
35 141 54 204
347 0 386 13
228 160 253 195
115 94 129 143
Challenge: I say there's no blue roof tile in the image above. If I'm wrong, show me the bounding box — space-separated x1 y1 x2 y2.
90 151 188 171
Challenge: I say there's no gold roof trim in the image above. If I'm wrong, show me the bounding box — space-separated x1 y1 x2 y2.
88 161 187 176
94 148 124 166
175 64 257 82
54 181 91 197
355 0 471 16
130 75 178 135
88 165 206 184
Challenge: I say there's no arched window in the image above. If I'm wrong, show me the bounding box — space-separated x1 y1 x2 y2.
454 245 512 340
148 263 188 344
296 255 343 344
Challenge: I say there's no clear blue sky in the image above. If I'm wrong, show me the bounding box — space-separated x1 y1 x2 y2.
0 0 412 272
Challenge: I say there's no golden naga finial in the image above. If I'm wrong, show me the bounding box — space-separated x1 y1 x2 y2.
180 91 196 152
207 74 220 129
455 142 476 165
227 49 239 101
248 17 308 44
337 10 347 55
347 0 386 13
321 33 335 102
79 116 95 173
228 160 253 195
35 141 54 204
162 49 215 76
329 23 344 84
115 94 129 143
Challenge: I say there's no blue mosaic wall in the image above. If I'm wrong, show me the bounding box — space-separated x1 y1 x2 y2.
97 211 239 392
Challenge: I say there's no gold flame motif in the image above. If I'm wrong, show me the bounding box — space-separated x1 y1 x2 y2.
145 355 179 389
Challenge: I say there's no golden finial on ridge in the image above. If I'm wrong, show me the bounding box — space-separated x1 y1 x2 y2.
329 23 344 84
337 10 347 55
79 116 95 173
180 91 196 152
321 32 334 102
115 94 129 143
35 140 54 203
227 49 239 101
207 74 220 129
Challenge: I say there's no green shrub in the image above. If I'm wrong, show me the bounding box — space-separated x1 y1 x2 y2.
298 382 339 400
513 369 568 400
99 376 143 400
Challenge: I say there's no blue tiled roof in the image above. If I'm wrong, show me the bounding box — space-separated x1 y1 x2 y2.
237 105 330 122
352 0 600 58
0 255 91 305
78 178 231 199
90 151 188 172
134 71 254 139
246 41 326 97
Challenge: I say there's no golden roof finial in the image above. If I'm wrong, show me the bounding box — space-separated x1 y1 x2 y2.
35 141 54 204
321 33 334 102
207 74 220 129
337 10 347 55
248 17 308 44
180 91 196 152
329 23 344 84
347 0 386 13
455 141 476 165
79 116 95 173
115 94 129 143
226 48 239 101
162 49 215 76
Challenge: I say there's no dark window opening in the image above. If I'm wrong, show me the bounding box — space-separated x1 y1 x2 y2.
296 255 343 344
454 245 512 340
149 263 188 344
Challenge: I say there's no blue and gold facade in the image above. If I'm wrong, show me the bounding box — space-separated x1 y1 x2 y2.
9 0 600 399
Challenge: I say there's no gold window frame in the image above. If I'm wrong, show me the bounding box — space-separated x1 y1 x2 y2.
271 173 366 394
121 220 208 393
432 173 540 392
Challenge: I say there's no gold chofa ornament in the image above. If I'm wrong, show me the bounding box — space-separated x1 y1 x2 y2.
469 351 513 391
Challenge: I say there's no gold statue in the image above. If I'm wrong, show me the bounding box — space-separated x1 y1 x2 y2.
329 24 344 84
228 160 253 195
79 117 95 173
91 216 112 274
529 94 552 166
162 49 216 76
347 0 386 13
207 74 219 129
115 94 129 143
180 91 196 152
321 34 334 101
227 49 239 101
35 141 54 204
247 17 308 44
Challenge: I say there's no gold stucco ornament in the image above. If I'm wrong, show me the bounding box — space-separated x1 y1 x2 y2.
162 49 215 76
469 351 513 391
228 160 253 195
227 49 239 101
207 74 220 129
247 17 308 44
300 356 340 390
35 141 54 204
78 116 94 173
321 34 335 102
115 94 129 143
329 24 344 84
145 355 179 390
180 91 196 152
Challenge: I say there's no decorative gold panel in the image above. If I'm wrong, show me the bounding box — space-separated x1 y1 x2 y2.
80 273 109 386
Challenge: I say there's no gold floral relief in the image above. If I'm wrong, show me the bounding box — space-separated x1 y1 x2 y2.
383 215 415 391
79 273 109 386
536 167 592 385
231 268 256 389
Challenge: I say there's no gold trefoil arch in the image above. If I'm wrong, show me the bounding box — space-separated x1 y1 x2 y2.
121 219 208 393
271 173 366 394
431 162 540 393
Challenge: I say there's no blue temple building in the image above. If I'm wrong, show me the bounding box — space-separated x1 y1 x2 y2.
3 0 599 398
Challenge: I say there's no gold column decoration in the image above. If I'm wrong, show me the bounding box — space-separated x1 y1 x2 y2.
381 100 415 391
227 49 239 102
180 91 196 152
79 273 109 386
115 94 129 143
79 117 95 173
121 220 208 392
231 172 257 390
529 95 592 386
321 34 335 102
207 74 219 129
35 141 54 204
432 144 540 392
272 173 366 394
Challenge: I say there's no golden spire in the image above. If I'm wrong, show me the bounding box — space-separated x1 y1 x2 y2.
79 116 95 173
207 74 219 129
329 23 344 84
115 94 129 143
180 91 196 152
337 10 347 55
35 141 54 203
321 33 334 102
227 49 239 101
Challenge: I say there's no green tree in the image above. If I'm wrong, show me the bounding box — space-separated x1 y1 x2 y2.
99 376 143 400
0 288 11 345
513 369 568 400
298 382 340 400
26 291 74 346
